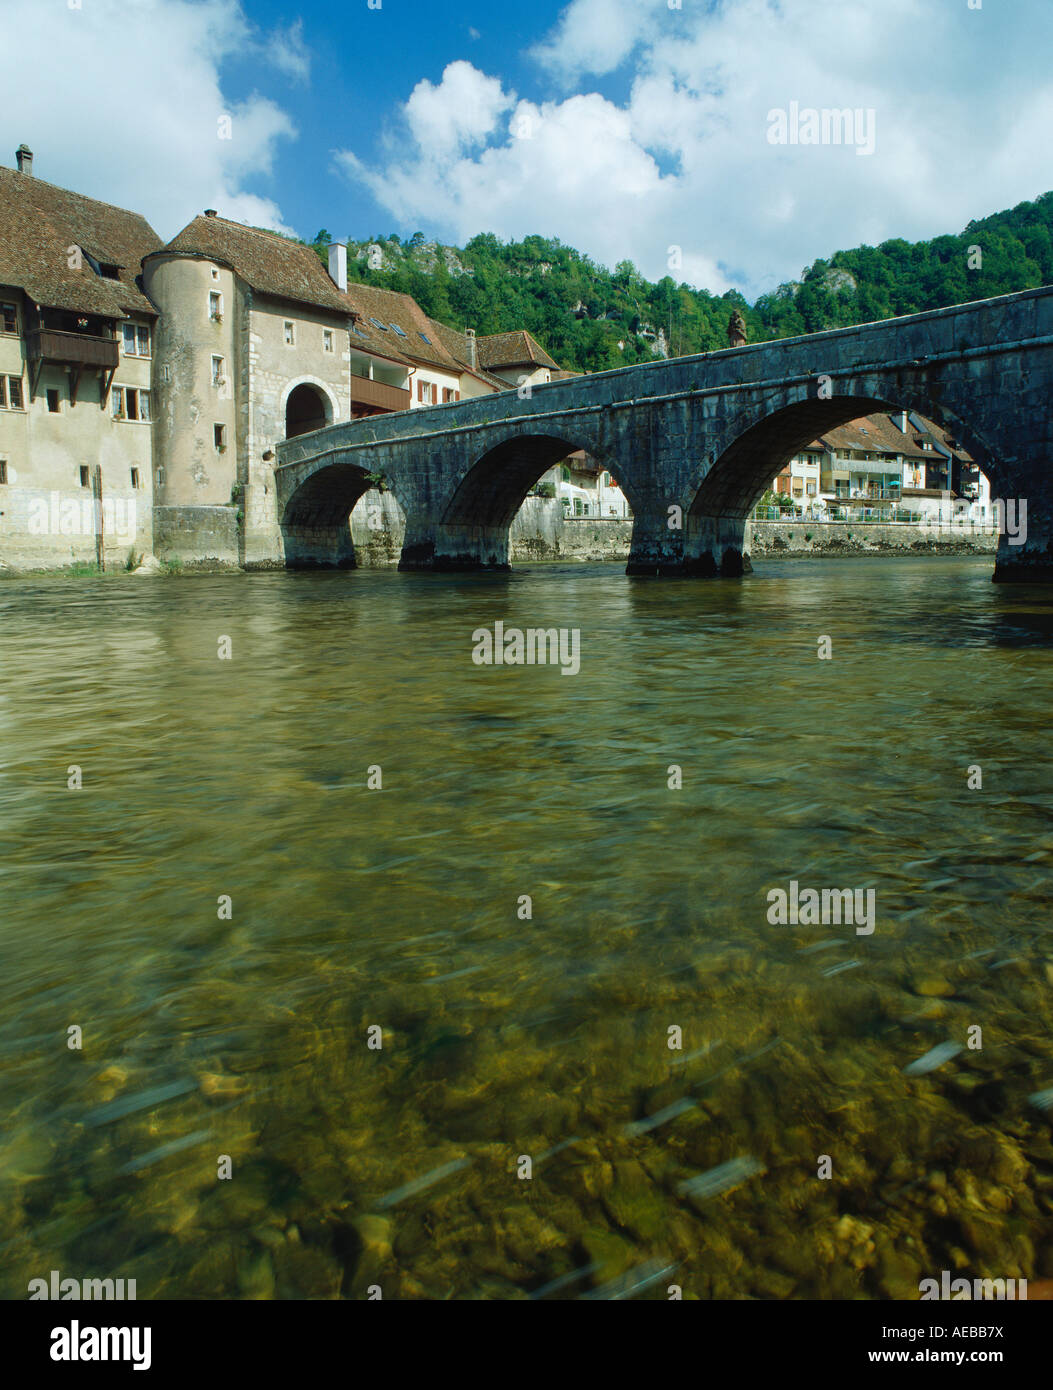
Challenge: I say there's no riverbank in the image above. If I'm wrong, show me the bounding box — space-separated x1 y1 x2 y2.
0 493 999 575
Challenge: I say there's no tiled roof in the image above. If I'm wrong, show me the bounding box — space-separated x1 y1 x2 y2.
476 329 559 370
154 214 352 315
425 319 513 390
811 413 972 462
0 164 162 318
343 282 465 373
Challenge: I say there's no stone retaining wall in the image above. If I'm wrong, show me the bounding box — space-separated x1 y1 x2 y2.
153 505 241 568
750 520 998 557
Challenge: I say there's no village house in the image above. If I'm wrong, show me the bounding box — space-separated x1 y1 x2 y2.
0 146 161 568
768 411 987 520
0 144 578 571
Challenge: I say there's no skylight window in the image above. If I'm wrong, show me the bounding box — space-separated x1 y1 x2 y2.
390 323 407 337
369 317 387 330
418 332 431 344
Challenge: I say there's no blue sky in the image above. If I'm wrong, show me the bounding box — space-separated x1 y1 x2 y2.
219 0 590 245
4 0 1053 301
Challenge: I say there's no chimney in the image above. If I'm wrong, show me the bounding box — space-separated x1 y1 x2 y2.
204 208 218 218
16 144 33 176
328 242 347 292
898 411 909 433
465 326 477 369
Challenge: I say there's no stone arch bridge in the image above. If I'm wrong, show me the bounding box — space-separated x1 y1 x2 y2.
273 287 1053 581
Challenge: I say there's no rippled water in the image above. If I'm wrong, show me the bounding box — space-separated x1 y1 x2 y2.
1 556 1051 1300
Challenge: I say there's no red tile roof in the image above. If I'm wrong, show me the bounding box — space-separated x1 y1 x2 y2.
0 164 162 318
153 213 352 315
476 329 559 370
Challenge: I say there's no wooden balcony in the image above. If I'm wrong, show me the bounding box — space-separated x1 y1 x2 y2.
26 328 119 370
350 374 410 413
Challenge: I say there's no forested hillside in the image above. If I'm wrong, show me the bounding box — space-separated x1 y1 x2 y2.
306 191 1053 374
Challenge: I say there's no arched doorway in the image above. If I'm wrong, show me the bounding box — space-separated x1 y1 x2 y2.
285 384 331 439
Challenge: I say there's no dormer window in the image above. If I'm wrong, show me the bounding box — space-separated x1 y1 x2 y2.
99 264 120 280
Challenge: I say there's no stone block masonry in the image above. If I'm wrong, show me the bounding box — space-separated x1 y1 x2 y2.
276 287 1053 583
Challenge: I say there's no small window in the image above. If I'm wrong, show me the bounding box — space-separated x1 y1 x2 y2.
214 423 226 450
369 318 387 330
5 376 23 410
80 466 90 488
418 331 431 344
212 355 225 386
159 364 171 383
1 302 16 334
561 466 570 482
390 323 406 337
211 267 220 281
442 387 453 403
209 292 222 321
47 389 60 413
0 460 7 484
284 321 295 346
112 387 149 421
130 468 141 489
323 329 334 353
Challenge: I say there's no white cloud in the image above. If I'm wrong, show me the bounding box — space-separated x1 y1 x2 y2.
338 0 1053 299
265 18 311 85
403 61 515 161
529 0 665 83
2 0 303 239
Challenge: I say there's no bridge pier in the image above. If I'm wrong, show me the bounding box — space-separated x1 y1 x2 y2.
992 522 1053 582
398 522 512 572
683 514 754 578
281 520 355 569
624 506 687 576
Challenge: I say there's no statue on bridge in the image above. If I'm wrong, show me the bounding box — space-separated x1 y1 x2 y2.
727 310 748 349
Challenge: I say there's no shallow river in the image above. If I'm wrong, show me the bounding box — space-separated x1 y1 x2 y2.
1 556 1051 1300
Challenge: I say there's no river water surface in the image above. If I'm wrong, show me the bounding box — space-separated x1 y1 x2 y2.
1 556 1051 1299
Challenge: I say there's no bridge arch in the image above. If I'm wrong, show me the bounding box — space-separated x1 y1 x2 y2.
280 458 372 568
685 388 1003 577
426 431 632 570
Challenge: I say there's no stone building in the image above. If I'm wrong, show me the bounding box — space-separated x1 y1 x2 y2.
0 146 160 568
0 146 577 571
